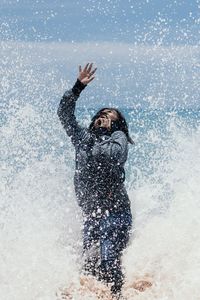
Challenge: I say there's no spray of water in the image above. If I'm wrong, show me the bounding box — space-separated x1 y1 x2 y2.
1 41 200 300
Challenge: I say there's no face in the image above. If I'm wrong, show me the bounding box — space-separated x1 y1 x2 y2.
94 109 119 130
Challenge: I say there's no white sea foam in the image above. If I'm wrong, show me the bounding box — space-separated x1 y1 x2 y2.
1 41 200 300
124 125 200 300
1 101 200 300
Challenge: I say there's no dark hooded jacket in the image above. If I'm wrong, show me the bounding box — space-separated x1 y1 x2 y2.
57 79 131 216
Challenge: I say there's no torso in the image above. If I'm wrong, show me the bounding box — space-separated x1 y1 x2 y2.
74 131 131 216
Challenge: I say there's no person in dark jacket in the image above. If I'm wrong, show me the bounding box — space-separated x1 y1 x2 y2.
57 63 133 298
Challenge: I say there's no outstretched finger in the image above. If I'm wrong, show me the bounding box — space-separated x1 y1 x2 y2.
83 63 89 72
88 67 97 78
87 63 93 73
87 76 95 83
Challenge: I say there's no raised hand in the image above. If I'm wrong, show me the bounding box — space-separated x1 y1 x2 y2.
78 63 97 85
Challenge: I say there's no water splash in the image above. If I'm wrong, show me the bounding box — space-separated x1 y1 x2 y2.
1 41 200 300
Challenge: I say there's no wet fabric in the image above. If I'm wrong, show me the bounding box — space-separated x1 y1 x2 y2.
57 79 133 295
83 211 132 294
57 79 131 216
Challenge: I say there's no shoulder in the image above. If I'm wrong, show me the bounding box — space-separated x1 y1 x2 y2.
111 131 128 149
111 130 127 141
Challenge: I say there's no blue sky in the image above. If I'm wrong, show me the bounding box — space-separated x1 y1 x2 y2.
1 0 200 45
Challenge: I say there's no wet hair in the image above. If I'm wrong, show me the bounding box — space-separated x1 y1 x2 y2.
89 107 134 144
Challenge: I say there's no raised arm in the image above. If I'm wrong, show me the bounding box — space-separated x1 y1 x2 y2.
57 63 97 145
57 79 86 142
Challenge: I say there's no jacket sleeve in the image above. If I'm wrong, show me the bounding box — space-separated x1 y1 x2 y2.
57 79 87 145
92 131 128 164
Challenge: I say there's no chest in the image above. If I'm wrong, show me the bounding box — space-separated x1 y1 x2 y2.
76 135 110 169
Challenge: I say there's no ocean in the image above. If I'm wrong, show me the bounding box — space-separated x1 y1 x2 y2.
1 41 200 300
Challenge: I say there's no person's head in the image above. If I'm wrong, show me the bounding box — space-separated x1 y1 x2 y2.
89 107 134 144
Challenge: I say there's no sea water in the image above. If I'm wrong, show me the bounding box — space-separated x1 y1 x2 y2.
1 41 200 300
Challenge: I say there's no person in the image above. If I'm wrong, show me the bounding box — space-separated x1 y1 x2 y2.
57 63 133 298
